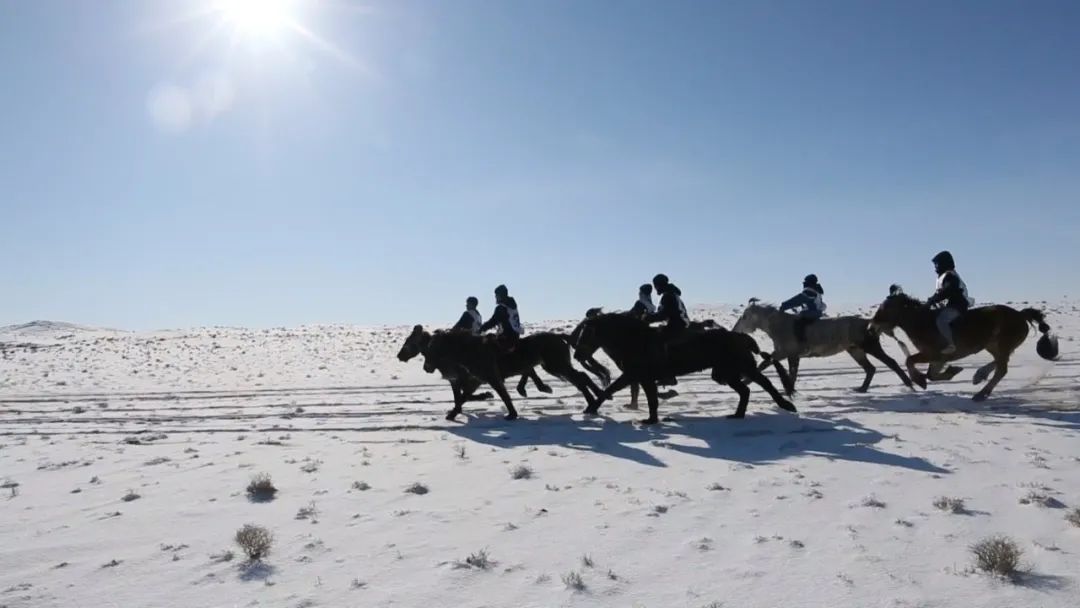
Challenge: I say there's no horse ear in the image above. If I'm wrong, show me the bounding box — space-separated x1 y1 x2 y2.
888 284 903 296
748 297 760 306
412 324 424 334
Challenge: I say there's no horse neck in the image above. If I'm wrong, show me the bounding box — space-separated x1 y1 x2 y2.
762 309 793 337
893 304 938 346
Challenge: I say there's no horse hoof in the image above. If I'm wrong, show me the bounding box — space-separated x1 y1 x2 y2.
504 412 519 421
638 417 660 426
516 389 527 398
474 392 493 401
853 386 869 394
780 401 798 413
913 376 928 389
583 406 600 416
538 386 553 394
972 393 988 403
726 413 746 420
658 390 679 400
445 410 459 421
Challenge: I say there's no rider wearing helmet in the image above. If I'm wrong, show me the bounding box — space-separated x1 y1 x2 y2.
926 251 973 355
780 274 827 345
480 284 523 348
452 296 483 335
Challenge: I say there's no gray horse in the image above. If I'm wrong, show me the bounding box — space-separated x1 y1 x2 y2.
732 300 914 393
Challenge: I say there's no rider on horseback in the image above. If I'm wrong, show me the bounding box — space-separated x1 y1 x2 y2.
926 251 973 355
480 284 523 349
628 284 656 320
780 274 827 346
452 296 483 335
643 273 689 386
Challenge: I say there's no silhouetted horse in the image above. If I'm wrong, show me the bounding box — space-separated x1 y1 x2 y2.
422 330 603 421
568 308 679 409
871 286 1059 401
397 326 551 408
573 313 796 424
733 300 914 393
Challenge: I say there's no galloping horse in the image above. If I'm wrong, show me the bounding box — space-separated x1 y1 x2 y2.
573 313 796 424
733 300 914 393
422 329 603 421
871 286 1058 401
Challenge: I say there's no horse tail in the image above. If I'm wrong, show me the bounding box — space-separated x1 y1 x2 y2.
1022 308 1059 360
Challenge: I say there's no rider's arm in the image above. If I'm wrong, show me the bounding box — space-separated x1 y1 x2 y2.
645 293 677 324
780 292 811 312
479 306 506 332
451 311 473 332
926 274 959 307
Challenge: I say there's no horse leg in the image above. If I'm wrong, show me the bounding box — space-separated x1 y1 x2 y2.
973 361 996 385
628 382 640 410
788 357 801 386
639 380 661 425
973 356 1008 402
847 348 876 393
528 368 553 394
488 377 519 420
716 369 751 419
772 357 795 396
582 357 611 388
863 339 914 390
516 374 529 398
905 352 930 389
543 364 599 411
587 373 634 415
445 381 465 421
746 368 797 414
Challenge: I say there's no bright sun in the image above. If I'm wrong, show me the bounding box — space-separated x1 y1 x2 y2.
217 0 296 37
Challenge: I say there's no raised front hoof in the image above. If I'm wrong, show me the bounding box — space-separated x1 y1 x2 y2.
939 366 964 381
473 392 494 401
779 401 798 413
853 386 870 394
911 374 928 389
726 412 747 420
503 412 519 421
516 388 528 398
445 410 460 421
658 390 679 400
537 385 554 394
622 402 639 410
637 417 660 426
971 392 989 403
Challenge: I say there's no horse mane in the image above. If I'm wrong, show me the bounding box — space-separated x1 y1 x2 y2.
888 291 925 307
746 299 779 312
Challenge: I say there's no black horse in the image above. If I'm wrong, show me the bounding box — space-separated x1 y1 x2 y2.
422 329 603 421
397 326 552 407
573 313 796 424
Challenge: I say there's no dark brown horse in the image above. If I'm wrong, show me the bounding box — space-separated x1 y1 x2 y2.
871 287 1058 401
397 326 551 407
422 329 603 421
573 313 796 424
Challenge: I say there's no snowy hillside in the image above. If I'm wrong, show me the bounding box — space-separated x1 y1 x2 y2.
0 301 1077 607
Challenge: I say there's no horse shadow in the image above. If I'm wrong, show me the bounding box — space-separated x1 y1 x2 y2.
446 410 948 473
825 390 1080 432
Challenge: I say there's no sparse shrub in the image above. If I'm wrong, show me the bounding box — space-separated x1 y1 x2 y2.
299 460 320 473
861 495 886 508
1019 490 1065 508
246 473 277 502
581 554 594 568
562 570 586 592
970 535 1024 580
511 465 533 480
706 483 727 491
454 444 467 460
1066 508 1080 528
295 502 318 521
210 550 235 563
234 524 274 561
351 481 371 492
405 482 429 495
121 489 140 502
933 496 967 514
463 548 494 570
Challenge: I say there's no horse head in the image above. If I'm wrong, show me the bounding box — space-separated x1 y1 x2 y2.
397 324 430 363
732 298 767 334
871 285 922 332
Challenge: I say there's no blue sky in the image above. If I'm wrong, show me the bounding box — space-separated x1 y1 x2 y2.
3 0 1079 329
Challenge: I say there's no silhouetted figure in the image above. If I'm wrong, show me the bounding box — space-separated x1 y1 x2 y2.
480 284 523 349
780 274 827 347
628 284 656 320
926 251 973 355
452 296 483 335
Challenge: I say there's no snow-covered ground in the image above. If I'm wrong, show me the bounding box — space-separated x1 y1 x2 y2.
1 302 1078 608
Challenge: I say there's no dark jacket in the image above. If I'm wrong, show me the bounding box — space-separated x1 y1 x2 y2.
452 310 482 334
927 271 971 312
780 285 826 319
646 284 688 331
480 297 521 337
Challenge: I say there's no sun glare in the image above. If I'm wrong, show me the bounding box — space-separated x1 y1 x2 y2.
217 0 296 37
